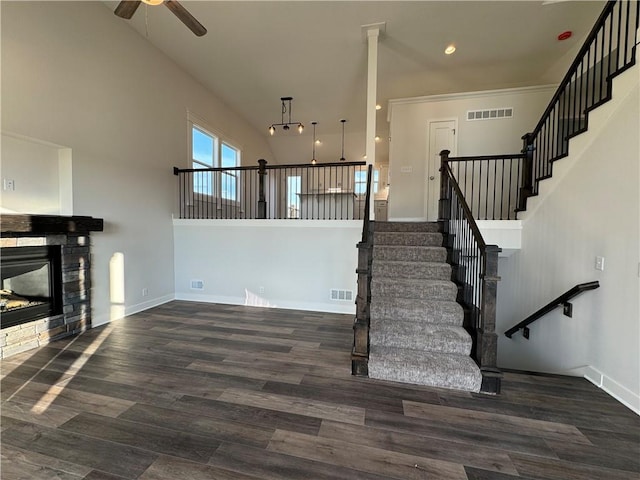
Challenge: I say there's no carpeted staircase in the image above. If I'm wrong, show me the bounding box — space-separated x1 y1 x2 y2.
368 221 482 392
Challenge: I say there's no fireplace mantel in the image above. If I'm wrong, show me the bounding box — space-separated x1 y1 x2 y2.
1 214 103 236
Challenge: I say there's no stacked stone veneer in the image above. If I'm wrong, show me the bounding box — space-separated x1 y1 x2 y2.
0 234 92 358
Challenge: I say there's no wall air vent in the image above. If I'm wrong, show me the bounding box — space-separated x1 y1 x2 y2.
467 107 513 121
190 279 204 290
330 289 353 302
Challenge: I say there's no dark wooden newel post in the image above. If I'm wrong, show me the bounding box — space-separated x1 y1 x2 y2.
479 244 502 394
518 133 534 212
257 159 267 219
438 150 450 223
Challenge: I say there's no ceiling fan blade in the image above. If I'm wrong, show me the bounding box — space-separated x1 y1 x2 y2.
114 1 141 19
164 0 207 37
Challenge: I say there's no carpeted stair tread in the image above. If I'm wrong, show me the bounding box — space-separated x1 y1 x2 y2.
368 346 482 392
372 260 451 280
370 322 472 355
370 298 463 326
371 277 457 301
374 232 443 246
373 245 447 263
374 221 440 233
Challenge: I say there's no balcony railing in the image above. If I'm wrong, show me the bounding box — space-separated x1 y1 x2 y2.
444 152 525 220
174 160 368 220
521 0 639 203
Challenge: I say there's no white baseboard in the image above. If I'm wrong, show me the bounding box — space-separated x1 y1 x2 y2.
91 294 175 327
583 365 640 415
174 292 356 315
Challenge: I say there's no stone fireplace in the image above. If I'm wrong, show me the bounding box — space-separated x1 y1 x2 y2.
1 214 103 358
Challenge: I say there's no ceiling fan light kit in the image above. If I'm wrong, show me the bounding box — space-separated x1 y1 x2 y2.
114 0 207 37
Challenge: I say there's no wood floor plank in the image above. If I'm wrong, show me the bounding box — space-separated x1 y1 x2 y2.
262 379 405 414
3 380 135 418
267 429 468 480
1 398 80 428
209 441 396 480
365 408 558 458
60 412 221 463
318 419 519 475
404 399 592 445
118 402 275 448
1 443 92 479
510 452 640 480
1 418 158 478
218 387 366 425
170 394 323 436
138 455 260 480
186 359 305 384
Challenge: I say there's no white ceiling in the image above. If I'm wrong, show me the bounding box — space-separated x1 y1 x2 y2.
104 1 605 163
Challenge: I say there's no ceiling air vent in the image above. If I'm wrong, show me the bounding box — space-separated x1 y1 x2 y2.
467 108 513 121
330 289 353 302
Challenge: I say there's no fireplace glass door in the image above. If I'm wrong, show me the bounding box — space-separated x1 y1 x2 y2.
1 246 62 329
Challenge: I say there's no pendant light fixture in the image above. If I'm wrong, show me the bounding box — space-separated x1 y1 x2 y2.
339 119 347 161
311 122 318 165
268 97 304 135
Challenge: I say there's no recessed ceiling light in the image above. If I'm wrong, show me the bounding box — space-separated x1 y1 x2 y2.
376 104 382 110
444 45 456 55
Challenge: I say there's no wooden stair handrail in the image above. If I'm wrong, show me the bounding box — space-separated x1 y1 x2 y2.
504 281 600 339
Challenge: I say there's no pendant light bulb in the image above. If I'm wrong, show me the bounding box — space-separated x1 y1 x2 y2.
269 125 275 136
311 121 317 165
298 123 304 134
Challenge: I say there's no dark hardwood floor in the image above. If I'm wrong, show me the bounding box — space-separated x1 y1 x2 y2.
1 301 638 479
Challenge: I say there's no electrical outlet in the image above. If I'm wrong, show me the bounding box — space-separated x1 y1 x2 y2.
259 286 265 294
142 288 148 297
3 179 15 191
595 256 605 271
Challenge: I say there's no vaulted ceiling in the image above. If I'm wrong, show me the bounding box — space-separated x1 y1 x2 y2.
105 1 605 163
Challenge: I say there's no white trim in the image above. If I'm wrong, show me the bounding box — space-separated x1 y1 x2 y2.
92 294 175 327
583 365 640 415
388 84 557 108
172 218 362 229
387 217 428 222
175 293 356 315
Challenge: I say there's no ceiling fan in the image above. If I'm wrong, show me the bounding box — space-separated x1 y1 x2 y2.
114 0 207 37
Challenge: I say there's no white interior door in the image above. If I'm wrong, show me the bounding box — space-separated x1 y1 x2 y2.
426 120 457 220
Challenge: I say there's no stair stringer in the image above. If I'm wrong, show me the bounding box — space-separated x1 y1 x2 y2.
519 65 638 222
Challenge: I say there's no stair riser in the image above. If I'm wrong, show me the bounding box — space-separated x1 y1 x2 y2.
371 281 457 301
370 330 472 355
368 347 482 392
372 262 451 280
370 304 463 326
374 232 443 246
375 222 440 233
373 246 447 263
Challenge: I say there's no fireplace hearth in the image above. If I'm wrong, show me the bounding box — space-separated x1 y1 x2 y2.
1 214 103 358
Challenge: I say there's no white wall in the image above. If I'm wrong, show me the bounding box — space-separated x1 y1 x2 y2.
387 86 555 219
173 220 361 314
1 2 273 325
496 67 640 413
0 133 72 214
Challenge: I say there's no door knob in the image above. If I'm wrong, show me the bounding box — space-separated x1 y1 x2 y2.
429 176 435 180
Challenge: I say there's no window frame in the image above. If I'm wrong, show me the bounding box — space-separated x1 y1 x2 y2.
354 168 379 196
188 114 242 203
